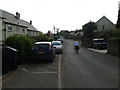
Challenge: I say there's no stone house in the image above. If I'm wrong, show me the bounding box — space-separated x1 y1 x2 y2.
0 9 40 44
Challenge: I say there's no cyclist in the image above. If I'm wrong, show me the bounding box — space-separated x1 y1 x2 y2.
74 41 79 54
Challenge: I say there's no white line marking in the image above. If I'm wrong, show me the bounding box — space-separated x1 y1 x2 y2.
32 72 57 74
58 54 62 88
22 68 28 72
49 66 58 70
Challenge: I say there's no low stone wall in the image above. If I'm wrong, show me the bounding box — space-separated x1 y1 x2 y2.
107 39 120 57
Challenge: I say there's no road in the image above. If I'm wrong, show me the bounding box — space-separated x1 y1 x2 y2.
2 39 118 88
61 40 118 88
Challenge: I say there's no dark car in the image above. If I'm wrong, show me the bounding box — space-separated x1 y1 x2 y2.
93 38 107 50
31 42 55 62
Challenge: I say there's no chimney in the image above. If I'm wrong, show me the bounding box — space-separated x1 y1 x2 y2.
16 12 20 19
30 20 32 25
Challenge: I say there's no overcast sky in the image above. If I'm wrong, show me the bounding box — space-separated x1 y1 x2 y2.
0 0 119 33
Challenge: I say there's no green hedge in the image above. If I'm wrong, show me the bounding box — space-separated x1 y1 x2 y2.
113 29 120 38
108 37 120 41
4 35 35 64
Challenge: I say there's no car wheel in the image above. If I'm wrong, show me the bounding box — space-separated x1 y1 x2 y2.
49 59 54 63
97 47 100 50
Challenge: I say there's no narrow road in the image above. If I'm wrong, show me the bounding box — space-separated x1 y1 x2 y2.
61 39 118 88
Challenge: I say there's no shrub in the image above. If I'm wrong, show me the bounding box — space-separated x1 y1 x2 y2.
48 38 54 42
108 37 120 41
4 35 35 64
113 29 120 38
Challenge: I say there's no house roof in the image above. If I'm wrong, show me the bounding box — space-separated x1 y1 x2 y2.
0 9 38 31
96 16 115 26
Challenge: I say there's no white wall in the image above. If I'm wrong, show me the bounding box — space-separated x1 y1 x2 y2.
96 17 115 32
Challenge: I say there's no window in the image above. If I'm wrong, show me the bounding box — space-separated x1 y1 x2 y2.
52 42 62 45
33 44 49 50
102 25 105 30
8 24 12 31
16 26 19 31
22 27 25 31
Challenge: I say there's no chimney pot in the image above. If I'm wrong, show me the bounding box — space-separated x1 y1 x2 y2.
30 20 32 25
16 12 20 19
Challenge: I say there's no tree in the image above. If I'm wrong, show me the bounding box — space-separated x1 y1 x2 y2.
81 21 97 47
116 8 120 29
82 21 97 38
35 33 49 42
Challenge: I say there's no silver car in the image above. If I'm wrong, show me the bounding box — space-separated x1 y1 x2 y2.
52 41 63 54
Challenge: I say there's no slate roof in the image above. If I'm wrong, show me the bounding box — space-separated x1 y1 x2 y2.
0 9 38 31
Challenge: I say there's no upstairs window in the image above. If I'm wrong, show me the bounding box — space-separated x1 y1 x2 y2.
8 24 12 32
22 27 25 31
16 26 19 31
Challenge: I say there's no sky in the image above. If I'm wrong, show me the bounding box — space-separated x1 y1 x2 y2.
0 0 119 33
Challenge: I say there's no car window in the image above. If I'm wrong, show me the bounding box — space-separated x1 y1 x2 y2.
52 42 62 45
33 44 49 50
95 40 105 43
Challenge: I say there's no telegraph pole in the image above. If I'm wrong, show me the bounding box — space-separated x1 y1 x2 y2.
53 25 55 35
53 25 56 39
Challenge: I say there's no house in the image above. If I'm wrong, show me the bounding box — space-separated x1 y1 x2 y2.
95 16 115 32
0 9 40 44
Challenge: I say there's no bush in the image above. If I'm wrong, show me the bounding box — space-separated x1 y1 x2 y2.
113 29 120 38
108 37 120 41
48 38 54 42
4 35 35 64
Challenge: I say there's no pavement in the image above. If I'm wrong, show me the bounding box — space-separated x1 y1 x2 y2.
88 48 107 54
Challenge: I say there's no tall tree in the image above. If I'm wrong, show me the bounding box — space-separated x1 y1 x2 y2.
82 21 97 38
116 8 120 28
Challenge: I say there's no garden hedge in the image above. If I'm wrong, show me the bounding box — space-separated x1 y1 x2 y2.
4 35 35 64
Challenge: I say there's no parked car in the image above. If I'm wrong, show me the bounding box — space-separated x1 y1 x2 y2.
93 38 107 50
31 42 55 62
57 38 64 43
52 41 63 54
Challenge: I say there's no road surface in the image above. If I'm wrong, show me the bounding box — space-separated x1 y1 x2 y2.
61 40 118 88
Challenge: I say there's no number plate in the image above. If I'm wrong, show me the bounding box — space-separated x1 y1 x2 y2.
37 52 45 54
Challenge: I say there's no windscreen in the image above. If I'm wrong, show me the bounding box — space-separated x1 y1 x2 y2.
33 44 49 50
52 42 62 45
95 40 105 43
